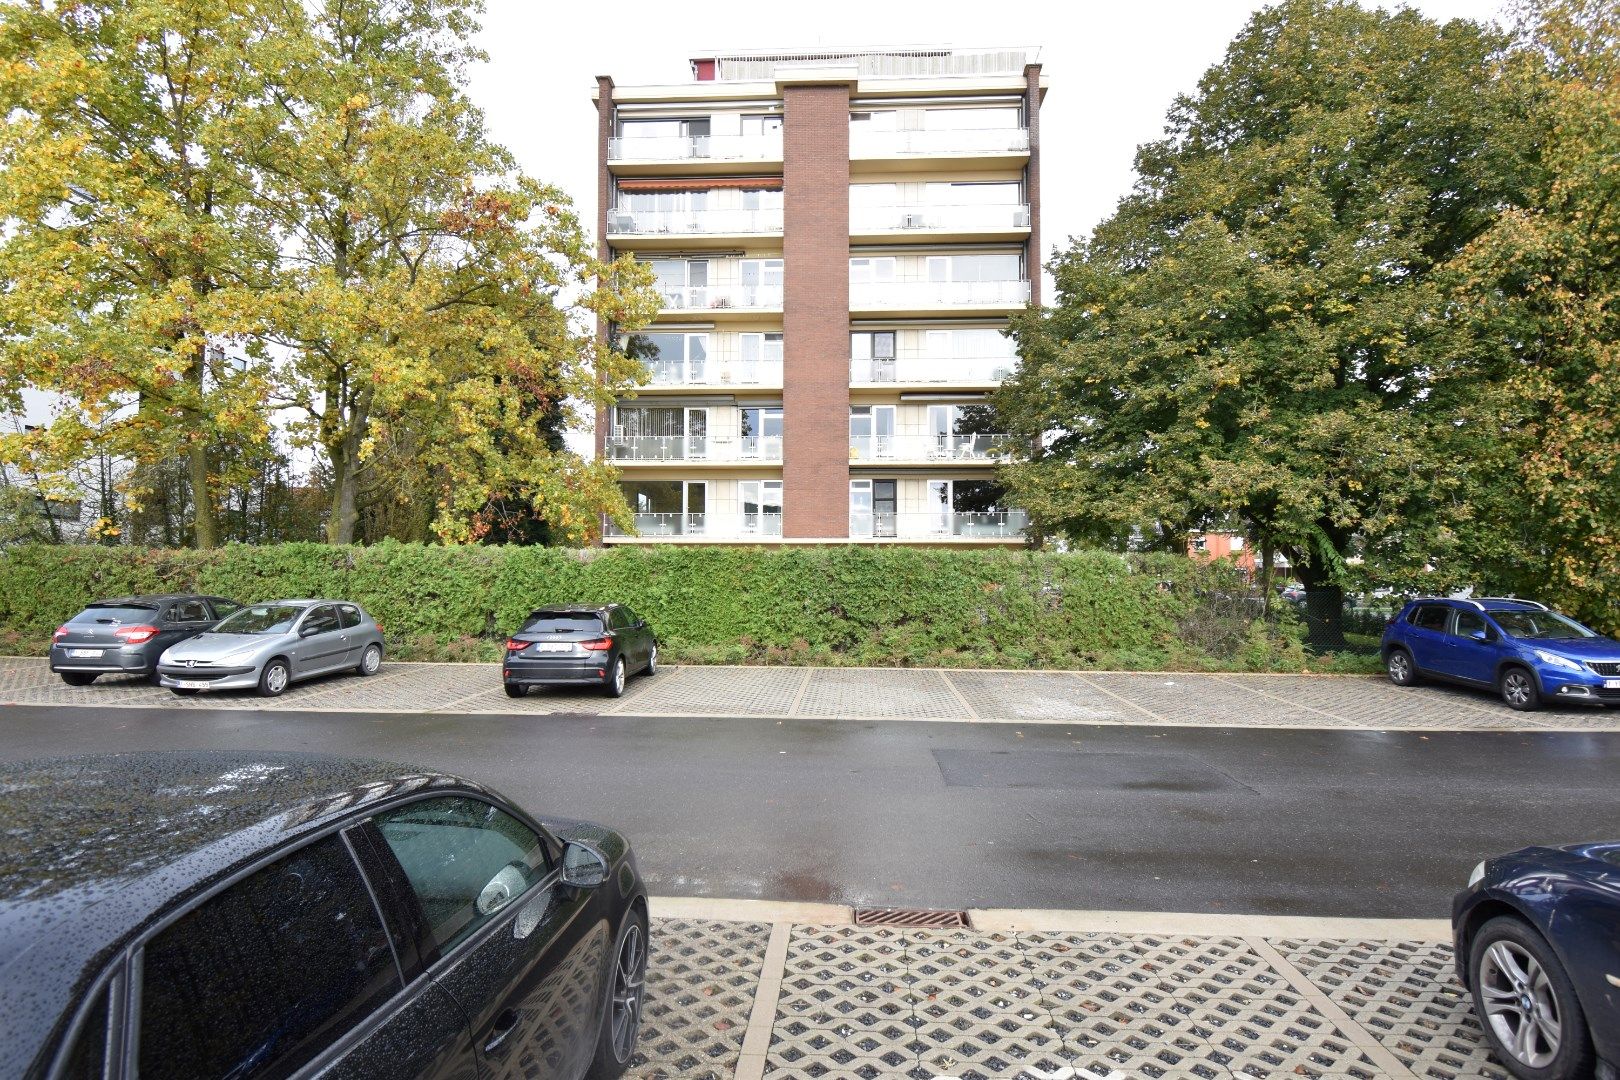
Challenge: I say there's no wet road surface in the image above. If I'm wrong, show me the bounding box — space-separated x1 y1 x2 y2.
2 703 1615 918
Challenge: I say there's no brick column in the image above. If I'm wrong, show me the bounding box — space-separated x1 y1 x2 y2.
781 83 852 538
1023 63 1043 307
593 76 615 467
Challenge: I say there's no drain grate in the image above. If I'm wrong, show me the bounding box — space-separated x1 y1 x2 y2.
853 907 972 929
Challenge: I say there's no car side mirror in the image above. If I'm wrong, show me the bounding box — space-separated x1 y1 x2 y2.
1470 629 1489 642
560 841 608 889
299 624 320 637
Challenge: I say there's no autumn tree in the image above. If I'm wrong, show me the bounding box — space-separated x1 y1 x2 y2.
239 0 656 545
998 0 1531 643
0 0 279 548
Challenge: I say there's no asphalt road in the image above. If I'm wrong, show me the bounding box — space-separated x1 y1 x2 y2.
3 703 1616 918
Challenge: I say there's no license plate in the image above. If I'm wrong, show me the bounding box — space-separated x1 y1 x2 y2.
173 679 210 689
536 642 573 653
67 649 103 658
1606 680 1620 690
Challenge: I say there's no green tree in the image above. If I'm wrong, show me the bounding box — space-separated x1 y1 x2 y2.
236 0 656 545
999 0 1530 643
0 0 280 548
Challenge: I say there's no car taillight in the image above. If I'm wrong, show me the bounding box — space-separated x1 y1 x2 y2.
53 625 69 641
580 638 612 652
115 625 159 644
506 638 527 651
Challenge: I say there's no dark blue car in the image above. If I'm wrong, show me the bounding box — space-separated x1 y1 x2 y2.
1381 597 1620 710
1453 843 1620 1079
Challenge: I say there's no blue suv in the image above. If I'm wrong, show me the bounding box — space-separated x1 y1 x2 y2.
1382 598 1620 711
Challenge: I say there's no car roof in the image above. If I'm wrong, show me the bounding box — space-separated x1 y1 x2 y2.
85 595 211 607
0 751 481 1078
528 604 618 615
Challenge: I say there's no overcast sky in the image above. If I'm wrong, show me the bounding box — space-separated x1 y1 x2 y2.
470 0 1511 271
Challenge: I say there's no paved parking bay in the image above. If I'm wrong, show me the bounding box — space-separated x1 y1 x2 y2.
5 655 1618 732
636 911 1502 1080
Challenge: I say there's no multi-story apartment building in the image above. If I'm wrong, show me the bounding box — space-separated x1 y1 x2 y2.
594 48 1045 545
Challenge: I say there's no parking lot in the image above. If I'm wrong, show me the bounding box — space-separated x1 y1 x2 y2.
5 655 1618 731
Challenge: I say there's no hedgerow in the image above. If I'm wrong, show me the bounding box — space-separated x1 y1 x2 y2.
0 542 1362 671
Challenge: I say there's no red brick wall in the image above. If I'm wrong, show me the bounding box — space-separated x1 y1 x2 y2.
1024 63 1043 307
781 84 852 538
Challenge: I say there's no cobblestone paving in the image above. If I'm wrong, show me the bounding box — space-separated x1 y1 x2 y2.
627 919 1505 1080
4 657 1617 732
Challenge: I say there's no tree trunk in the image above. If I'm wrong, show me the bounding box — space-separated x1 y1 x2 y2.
326 442 358 545
188 437 218 549
1259 540 1274 617
1295 571 1347 651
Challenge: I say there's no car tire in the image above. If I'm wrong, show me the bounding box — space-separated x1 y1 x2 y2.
146 667 164 686
59 672 97 687
355 643 383 677
258 658 291 698
1468 916 1594 1080
604 656 626 699
643 645 658 677
504 683 526 699
1500 666 1541 711
585 905 648 1080
1386 648 1419 687
169 687 201 696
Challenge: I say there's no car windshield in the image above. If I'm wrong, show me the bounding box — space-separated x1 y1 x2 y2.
1490 609 1595 640
522 612 603 634
212 604 307 635
69 605 158 625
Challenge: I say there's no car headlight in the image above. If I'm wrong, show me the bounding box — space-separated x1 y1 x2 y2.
1468 860 1487 888
1533 649 1583 671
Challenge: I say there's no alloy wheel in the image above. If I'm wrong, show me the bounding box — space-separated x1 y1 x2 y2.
609 923 646 1062
614 658 626 695
1479 940 1562 1069
1388 652 1411 684
1502 670 1534 708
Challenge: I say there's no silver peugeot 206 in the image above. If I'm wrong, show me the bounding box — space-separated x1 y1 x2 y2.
157 599 385 697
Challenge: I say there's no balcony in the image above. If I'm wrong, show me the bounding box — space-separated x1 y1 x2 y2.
607 207 783 244
605 512 783 540
849 203 1030 243
642 358 783 388
608 133 783 166
656 283 783 314
848 279 1030 314
849 126 1030 166
605 434 784 463
847 433 1010 464
849 356 1017 386
849 509 1030 541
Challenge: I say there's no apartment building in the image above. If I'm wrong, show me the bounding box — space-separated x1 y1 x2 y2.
594 48 1045 544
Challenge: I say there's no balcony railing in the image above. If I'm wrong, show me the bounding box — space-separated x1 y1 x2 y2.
608 133 784 162
607 207 784 236
605 434 784 462
848 280 1030 309
850 203 1031 233
849 510 1030 540
849 356 1016 385
642 359 783 387
849 127 1031 156
657 284 783 311
847 434 1010 463
605 512 784 538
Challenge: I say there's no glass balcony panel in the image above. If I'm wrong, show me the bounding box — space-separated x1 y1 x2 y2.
848 127 1030 156
847 434 1010 462
609 132 783 162
849 356 1016 384
657 283 783 311
848 280 1031 308
607 207 784 235
850 203 1031 232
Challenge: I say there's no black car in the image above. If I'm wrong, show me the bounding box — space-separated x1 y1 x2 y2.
1453 842 1620 1079
1 751 648 1080
503 605 658 699
49 594 242 686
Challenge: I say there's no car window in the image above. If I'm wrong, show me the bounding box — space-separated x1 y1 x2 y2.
372 796 549 954
167 600 209 623
68 605 157 627
522 612 604 634
1453 610 1488 638
1491 609 1596 640
620 607 640 627
214 604 306 635
208 598 242 619
57 982 110 1079
338 605 362 630
1409 604 1449 631
136 833 400 1080
303 605 340 635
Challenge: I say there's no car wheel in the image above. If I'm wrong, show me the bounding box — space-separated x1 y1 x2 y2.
169 687 201 696
258 659 290 698
643 645 658 677
1386 648 1419 687
504 683 526 699
59 672 97 687
585 906 648 1080
355 643 383 677
1468 916 1594 1079
1500 666 1541 711
146 667 164 686
604 656 626 698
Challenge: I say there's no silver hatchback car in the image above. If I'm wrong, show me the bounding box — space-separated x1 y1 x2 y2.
157 600 385 697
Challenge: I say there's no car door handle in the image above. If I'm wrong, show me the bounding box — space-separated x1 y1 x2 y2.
483 1008 521 1053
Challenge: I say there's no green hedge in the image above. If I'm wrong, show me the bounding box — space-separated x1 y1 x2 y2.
0 541 1353 671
